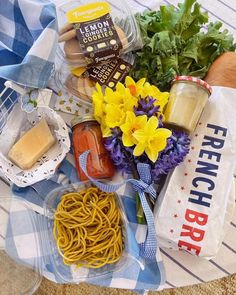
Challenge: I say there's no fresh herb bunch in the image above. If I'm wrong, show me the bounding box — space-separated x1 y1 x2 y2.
131 0 236 91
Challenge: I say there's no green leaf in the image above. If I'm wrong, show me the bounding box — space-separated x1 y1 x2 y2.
131 0 236 91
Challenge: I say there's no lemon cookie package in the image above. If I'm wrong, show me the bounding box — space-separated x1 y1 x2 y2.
55 54 134 106
57 0 142 68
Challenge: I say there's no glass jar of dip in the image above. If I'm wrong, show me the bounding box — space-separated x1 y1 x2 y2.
71 115 115 181
164 76 212 134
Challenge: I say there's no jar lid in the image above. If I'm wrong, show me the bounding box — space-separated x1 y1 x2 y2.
0 197 42 295
173 76 212 95
71 115 96 127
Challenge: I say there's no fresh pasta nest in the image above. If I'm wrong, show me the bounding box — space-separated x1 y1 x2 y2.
43 181 130 283
53 187 124 269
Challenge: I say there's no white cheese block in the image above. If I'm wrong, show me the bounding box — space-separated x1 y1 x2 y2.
8 118 55 170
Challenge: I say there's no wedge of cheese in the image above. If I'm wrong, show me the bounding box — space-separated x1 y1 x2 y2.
8 118 55 170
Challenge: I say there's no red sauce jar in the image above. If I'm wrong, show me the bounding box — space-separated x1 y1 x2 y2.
71 116 115 181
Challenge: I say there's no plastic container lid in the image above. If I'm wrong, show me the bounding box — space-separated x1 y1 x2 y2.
57 0 142 68
0 197 42 295
173 76 212 95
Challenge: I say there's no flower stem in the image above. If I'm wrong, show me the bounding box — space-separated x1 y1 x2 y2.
119 141 153 223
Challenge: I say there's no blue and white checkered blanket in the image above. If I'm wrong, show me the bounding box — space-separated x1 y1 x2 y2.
0 0 58 89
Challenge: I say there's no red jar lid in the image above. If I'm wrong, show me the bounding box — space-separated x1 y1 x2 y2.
173 76 212 95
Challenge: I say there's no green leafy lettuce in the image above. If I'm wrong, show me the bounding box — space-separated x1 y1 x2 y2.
131 0 236 91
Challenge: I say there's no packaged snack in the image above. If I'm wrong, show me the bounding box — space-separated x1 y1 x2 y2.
57 0 142 67
55 54 133 106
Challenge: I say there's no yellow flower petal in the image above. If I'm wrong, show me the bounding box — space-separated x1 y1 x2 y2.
133 129 147 143
145 116 158 133
136 78 146 87
123 93 138 111
116 82 126 94
122 133 135 147
105 87 114 97
137 115 148 126
153 90 169 111
125 76 146 97
101 124 112 137
93 99 105 122
105 91 122 105
121 113 147 147
155 128 172 139
145 146 159 163
125 76 136 86
95 82 102 93
153 129 172 151
105 104 125 128
133 142 145 157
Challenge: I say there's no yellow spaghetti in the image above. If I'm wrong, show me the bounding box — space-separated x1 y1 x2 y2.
53 187 123 268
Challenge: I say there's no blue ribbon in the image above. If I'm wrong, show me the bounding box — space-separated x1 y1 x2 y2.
79 151 158 260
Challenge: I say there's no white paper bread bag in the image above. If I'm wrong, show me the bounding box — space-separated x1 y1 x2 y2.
154 86 236 259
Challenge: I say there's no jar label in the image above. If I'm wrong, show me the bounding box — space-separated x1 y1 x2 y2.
66 2 123 66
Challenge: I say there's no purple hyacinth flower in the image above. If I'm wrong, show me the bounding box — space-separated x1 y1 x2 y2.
104 129 132 174
151 131 190 181
134 96 160 118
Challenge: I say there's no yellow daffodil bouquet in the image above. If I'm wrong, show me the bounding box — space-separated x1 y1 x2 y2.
93 76 171 159
92 76 190 222
92 76 190 181
92 76 190 183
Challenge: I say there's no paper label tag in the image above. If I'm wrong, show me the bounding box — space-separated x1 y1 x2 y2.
66 2 110 23
86 58 132 89
66 2 123 66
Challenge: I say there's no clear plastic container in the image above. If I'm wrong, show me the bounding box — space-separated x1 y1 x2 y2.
57 0 142 68
164 76 212 134
43 181 132 283
0 197 42 295
54 53 134 106
54 66 96 106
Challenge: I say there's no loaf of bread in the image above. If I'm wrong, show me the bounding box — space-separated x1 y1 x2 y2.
204 52 236 89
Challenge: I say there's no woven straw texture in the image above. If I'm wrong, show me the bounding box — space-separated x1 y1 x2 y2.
35 275 236 295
